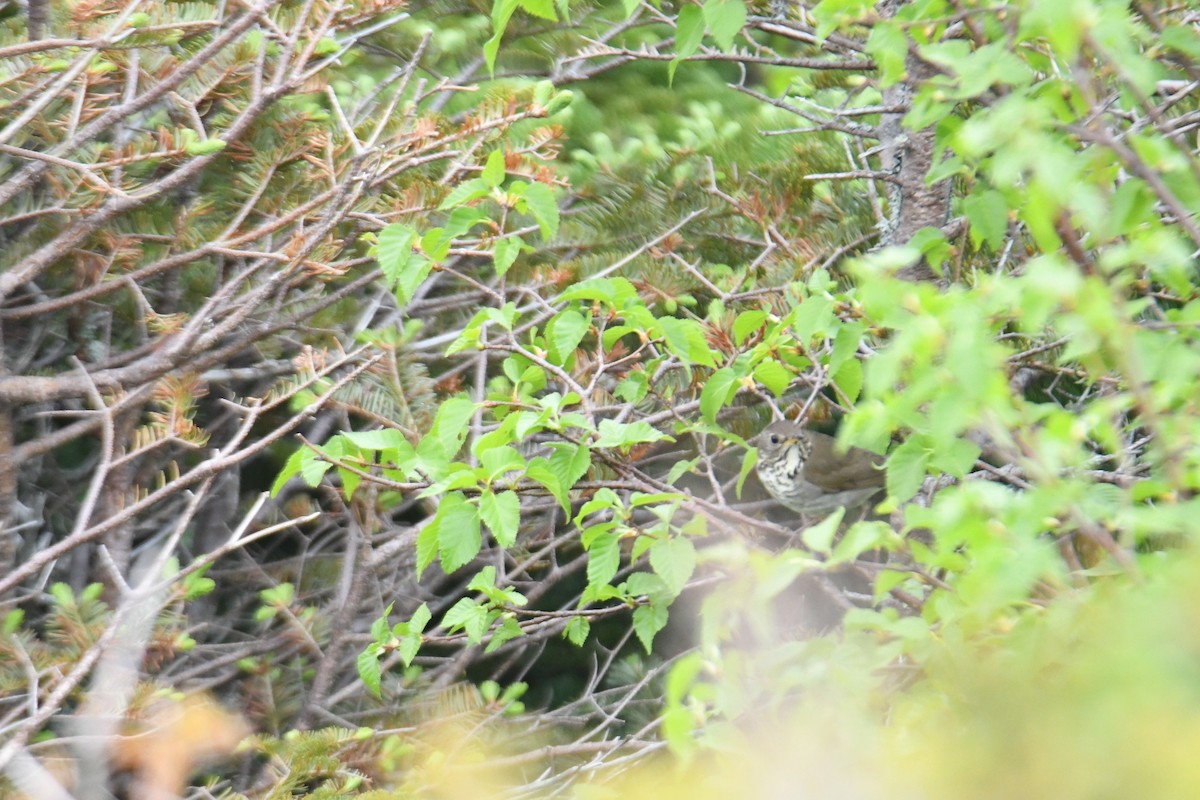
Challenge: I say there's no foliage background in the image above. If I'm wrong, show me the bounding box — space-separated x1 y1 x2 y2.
1 0 1199 796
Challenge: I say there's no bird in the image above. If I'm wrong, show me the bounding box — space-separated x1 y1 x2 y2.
754 420 885 516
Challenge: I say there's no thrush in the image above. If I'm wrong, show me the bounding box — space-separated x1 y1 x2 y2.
754 420 885 515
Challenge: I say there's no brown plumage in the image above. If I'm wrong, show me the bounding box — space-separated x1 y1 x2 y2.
755 420 884 515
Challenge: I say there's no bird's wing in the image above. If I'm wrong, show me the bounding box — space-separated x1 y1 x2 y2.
802 431 886 492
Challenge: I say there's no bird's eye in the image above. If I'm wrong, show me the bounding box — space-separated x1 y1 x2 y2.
767 433 781 445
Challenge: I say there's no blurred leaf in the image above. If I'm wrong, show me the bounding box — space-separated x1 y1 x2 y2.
656 316 717 367
439 178 490 209
482 149 507 188
962 188 1009 250
650 537 696 596
703 0 746 51
833 357 863 403
522 182 560 240
595 419 671 448
671 5 704 84
700 367 739 423
801 508 845 555
887 438 930 502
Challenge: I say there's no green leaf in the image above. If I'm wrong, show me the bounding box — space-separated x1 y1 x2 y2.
910 226 952 273
829 520 892 565
486 617 525 652
702 0 745 51
627 571 666 598
1162 24 1200 60
733 309 767 344
736 447 757 499
962 189 1009 250
866 20 907 86
416 522 438 577
420 206 480 260
1108 179 1156 237
480 449 525 487
493 235 522 277
398 604 431 666
672 455 700 489
468 565 499 593
527 459 566 513
283 447 331 489
594 419 670 449
341 428 410 452
271 446 306 496
550 442 591 489
395 254 433 307
546 309 589 365
929 438 981 479
408 603 432 632
662 654 703 755
633 602 669 652
801 508 845 555
426 396 476 462
519 0 557 21
564 616 590 646
700 367 739 423
443 598 491 643
811 0 872 39
789 294 833 342
522 182 559 240
357 644 384 698
480 490 521 547
828 323 864 374
833 357 863 403
586 529 621 589
655 316 716 367
615 370 649 404
666 651 703 705
370 604 394 642
439 178 490 209
481 150 507 188
649 537 696 596
431 493 482 574
446 205 487 241
754 358 791 397
484 0 519 74
558 276 639 307
377 224 423 300
670 5 704 84
886 437 929 502
873 569 912 603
